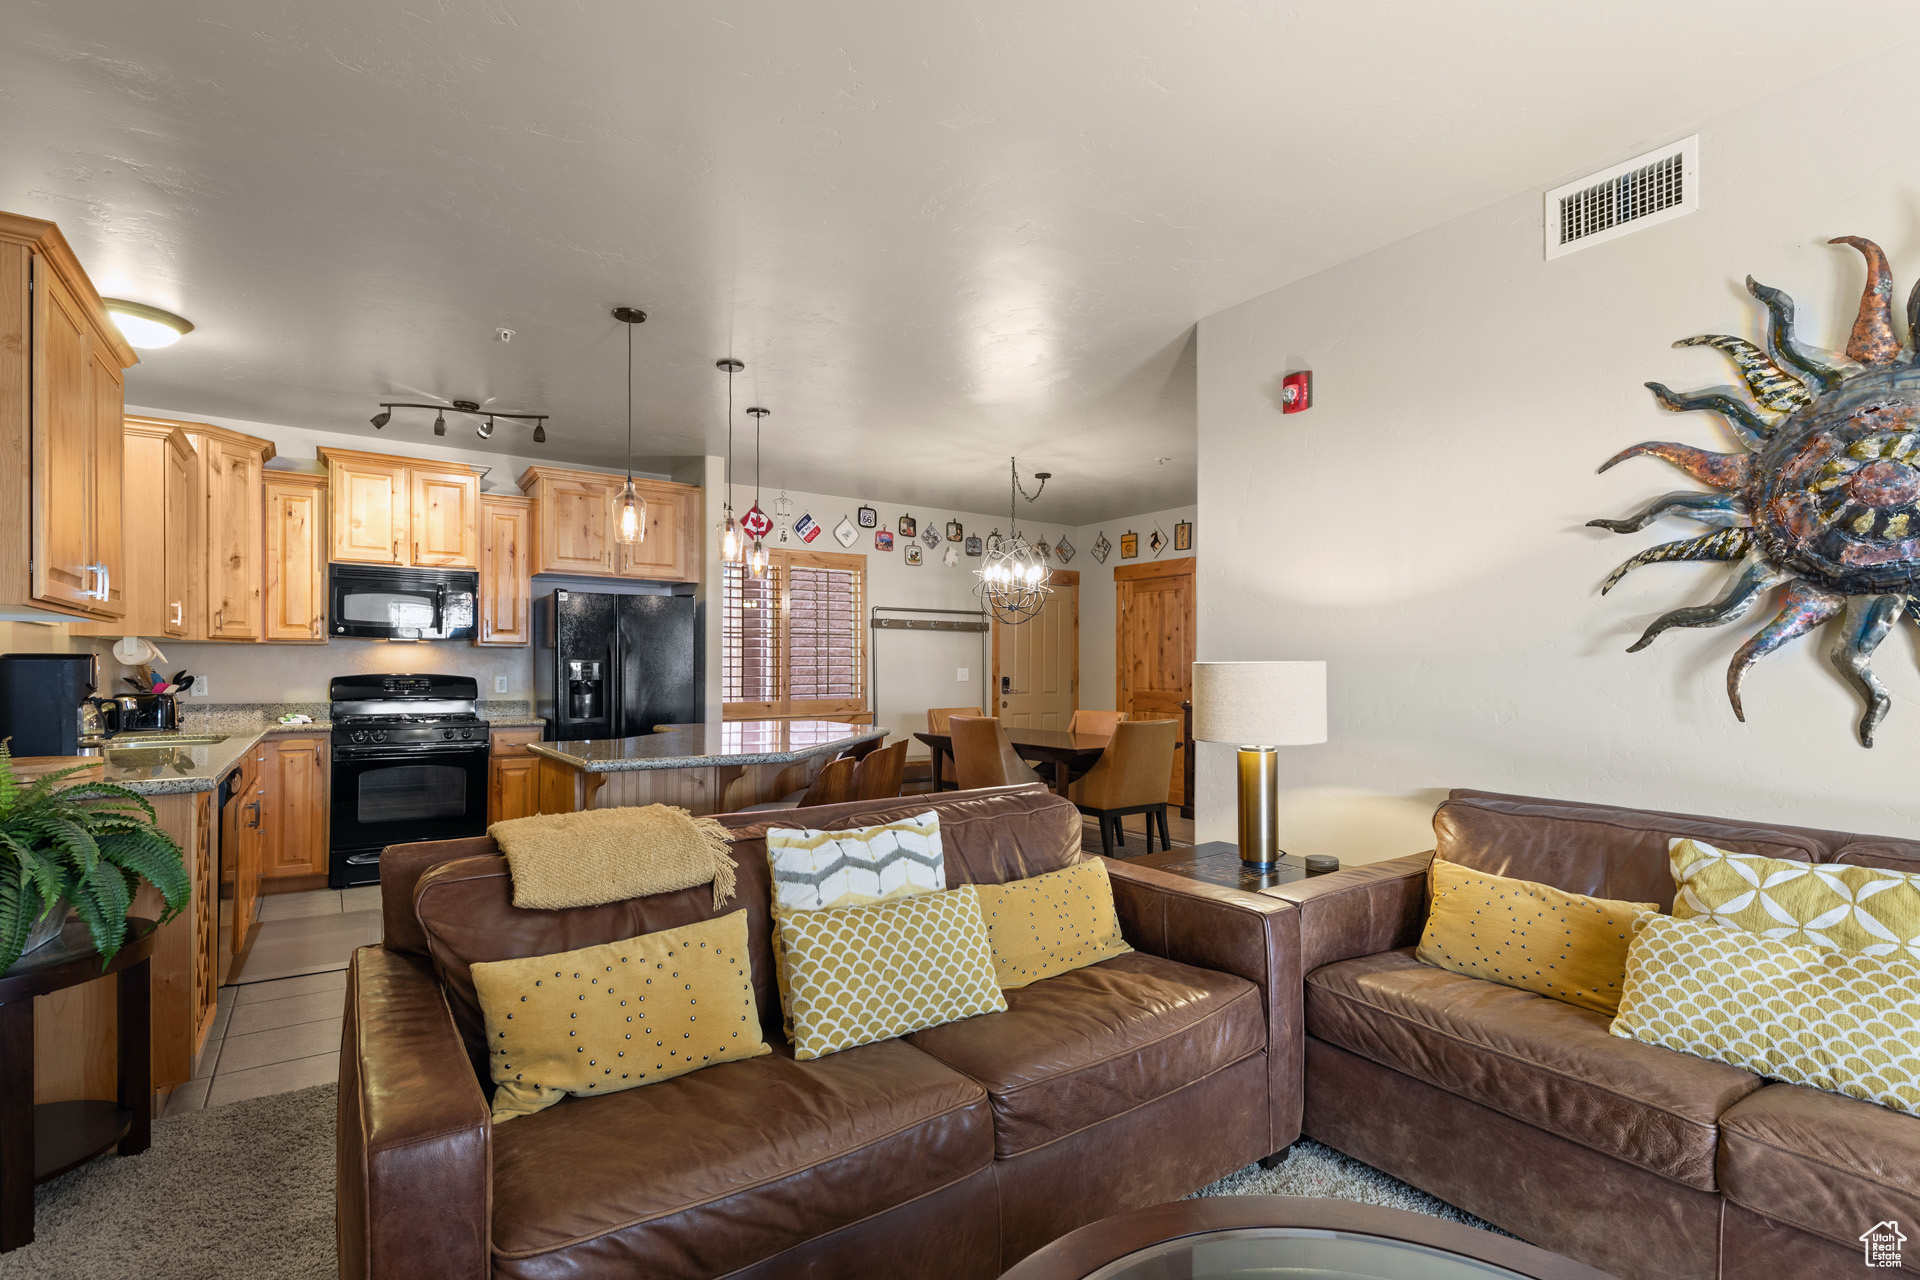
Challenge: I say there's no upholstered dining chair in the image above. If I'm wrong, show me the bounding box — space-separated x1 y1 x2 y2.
849 739 908 801
926 706 982 790
1067 709 1128 736
1069 718 1178 855
949 716 1045 790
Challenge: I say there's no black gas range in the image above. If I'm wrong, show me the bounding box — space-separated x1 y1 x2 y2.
328 674 492 887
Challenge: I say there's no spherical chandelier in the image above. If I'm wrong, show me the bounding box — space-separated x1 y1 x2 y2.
974 457 1053 625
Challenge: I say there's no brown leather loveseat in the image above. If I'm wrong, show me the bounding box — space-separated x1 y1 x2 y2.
337 784 1302 1279
1266 788 1920 1280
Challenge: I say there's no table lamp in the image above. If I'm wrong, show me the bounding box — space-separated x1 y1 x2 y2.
1191 661 1327 869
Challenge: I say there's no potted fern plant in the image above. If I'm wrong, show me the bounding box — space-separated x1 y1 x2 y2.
0 742 192 973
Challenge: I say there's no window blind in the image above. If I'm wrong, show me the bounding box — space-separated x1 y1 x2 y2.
722 562 780 704
786 563 863 702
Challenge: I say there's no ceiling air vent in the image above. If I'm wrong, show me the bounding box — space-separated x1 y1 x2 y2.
1544 135 1698 260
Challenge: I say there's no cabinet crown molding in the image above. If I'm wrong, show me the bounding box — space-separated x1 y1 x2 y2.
515 463 697 495
0 211 137 368
132 414 278 463
319 445 482 476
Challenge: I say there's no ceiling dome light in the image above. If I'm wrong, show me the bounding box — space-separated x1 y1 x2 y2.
102 299 194 349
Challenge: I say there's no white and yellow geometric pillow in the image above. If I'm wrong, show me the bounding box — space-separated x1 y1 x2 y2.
777 885 1006 1061
767 811 945 913
1612 913 1920 1118
1670 837 1920 959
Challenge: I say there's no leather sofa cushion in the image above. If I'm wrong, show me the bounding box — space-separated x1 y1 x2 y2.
906 950 1263 1157
1307 949 1762 1190
1831 839 1920 875
489 1037 992 1280
1719 1082 1920 1258
1435 790 1830 910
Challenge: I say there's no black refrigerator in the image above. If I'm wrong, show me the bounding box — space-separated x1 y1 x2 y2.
533 589 700 741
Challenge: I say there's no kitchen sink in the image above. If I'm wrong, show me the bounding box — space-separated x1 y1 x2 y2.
85 733 229 748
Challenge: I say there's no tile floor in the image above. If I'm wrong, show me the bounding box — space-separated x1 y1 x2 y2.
165 887 377 1116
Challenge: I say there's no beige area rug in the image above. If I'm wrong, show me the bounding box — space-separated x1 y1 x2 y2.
13 1087 1496 1278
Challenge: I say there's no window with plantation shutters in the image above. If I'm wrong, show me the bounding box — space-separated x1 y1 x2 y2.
721 550 865 717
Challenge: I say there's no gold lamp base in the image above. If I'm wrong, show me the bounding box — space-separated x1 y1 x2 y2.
1235 746 1281 868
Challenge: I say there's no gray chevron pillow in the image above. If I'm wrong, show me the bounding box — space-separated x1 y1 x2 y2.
766 811 945 915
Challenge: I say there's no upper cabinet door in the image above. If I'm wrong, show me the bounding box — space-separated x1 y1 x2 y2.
87 349 125 620
162 435 194 637
617 483 688 581
204 437 264 640
538 476 617 575
264 475 328 642
478 497 532 646
32 263 100 611
409 467 479 568
328 456 407 565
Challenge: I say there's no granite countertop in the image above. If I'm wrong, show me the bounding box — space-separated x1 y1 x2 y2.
530 720 885 773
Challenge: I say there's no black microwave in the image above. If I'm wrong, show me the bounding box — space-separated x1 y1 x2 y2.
328 565 479 641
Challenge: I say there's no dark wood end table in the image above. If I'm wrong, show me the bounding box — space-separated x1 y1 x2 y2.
0 917 157 1252
999 1196 1617 1279
1117 841 1329 895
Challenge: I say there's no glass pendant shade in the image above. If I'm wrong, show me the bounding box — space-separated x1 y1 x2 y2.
748 537 768 577
615 481 646 545
721 514 742 562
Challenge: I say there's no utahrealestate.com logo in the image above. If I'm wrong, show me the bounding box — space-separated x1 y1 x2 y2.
1861 1221 1906 1268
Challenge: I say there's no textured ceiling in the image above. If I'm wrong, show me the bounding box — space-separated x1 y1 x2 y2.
5 1 1918 524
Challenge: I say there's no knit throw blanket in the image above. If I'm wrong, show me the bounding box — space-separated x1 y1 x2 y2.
489 805 737 910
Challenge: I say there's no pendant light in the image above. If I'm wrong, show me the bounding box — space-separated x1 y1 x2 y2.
974 458 1053 624
746 406 770 577
717 359 745 563
612 307 649 545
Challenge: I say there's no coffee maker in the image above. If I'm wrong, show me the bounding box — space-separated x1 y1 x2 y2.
0 653 98 756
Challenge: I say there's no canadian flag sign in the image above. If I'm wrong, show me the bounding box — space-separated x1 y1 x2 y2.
793 513 821 543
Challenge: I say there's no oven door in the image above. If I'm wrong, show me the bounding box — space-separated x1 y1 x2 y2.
329 744 489 887
329 565 478 641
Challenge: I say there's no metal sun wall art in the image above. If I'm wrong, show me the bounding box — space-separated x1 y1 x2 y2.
1594 234 1920 748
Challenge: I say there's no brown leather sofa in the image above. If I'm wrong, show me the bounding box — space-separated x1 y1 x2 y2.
337 784 1302 1279
1266 788 1920 1280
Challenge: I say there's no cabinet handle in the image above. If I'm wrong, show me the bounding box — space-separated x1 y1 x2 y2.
171 601 183 626
99 563 109 602
414 541 421 563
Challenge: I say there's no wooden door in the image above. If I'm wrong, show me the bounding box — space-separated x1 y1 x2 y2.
265 473 327 642
87 349 125 619
479 496 533 645
191 791 218 1044
993 573 1078 729
262 734 328 878
163 432 194 636
327 454 407 565
617 484 687 581
31 260 99 611
68 423 184 639
1116 557 1195 805
409 466 479 567
204 436 264 640
537 475 618 575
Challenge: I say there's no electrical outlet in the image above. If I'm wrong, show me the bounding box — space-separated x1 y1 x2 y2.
957 667 969 682
190 675 209 697
494 676 508 694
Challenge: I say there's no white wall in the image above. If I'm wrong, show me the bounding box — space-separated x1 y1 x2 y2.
1195 44 1920 864
1073 503 1198 712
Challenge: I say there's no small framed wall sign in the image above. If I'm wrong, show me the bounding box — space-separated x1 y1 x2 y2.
898 513 918 537
921 526 940 549
857 506 877 528
1148 527 1166 556
946 519 964 541
1174 520 1193 551
965 535 983 557
833 516 858 548
874 530 894 552
1055 536 1075 564
793 513 821 543
1034 540 1051 561
905 544 924 566
1091 533 1111 564
942 544 960 567
1120 531 1139 560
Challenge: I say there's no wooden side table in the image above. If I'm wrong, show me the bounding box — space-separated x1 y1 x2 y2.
1118 841 1322 895
0 917 157 1252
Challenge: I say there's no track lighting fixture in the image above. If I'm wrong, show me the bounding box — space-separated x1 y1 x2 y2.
613 307 649 546
366 401 549 442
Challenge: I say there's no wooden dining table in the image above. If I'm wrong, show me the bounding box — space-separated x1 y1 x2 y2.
914 726 1111 798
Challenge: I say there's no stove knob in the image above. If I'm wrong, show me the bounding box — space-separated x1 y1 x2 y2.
352 730 368 743
373 730 388 742
442 729 455 740
459 728 473 740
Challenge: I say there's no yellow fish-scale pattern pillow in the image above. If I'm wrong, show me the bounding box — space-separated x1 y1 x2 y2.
1416 858 1658 1015
778 885 1006 1061
975 859 1131 989
1671 837 1920 958
1612 913 1920 1118
472 909 770 1123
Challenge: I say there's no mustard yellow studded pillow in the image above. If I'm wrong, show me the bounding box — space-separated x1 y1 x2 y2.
1612 913 1920 1118
1417 858 1658 1015
975 859 1131 988
777 885 1006 1060
472 910 770 1123
1671 837 1920 958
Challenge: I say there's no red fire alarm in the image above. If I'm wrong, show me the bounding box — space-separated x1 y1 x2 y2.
1281 370 1312 413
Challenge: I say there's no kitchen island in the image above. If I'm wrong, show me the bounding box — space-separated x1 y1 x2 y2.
528 719 886 815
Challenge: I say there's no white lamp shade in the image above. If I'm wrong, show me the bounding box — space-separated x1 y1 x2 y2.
1191 661 1327 746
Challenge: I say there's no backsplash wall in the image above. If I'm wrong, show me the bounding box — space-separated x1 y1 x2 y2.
114 638 538 704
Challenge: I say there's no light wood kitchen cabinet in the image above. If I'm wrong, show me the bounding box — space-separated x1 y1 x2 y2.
490 726 544 822
0 212 136 623
200 430 269 640
320 447 482 568
260 732 329 879
70 420 197 640
224 750 264 965
479 494 533 645
518 465 701 583
264 471 328 642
